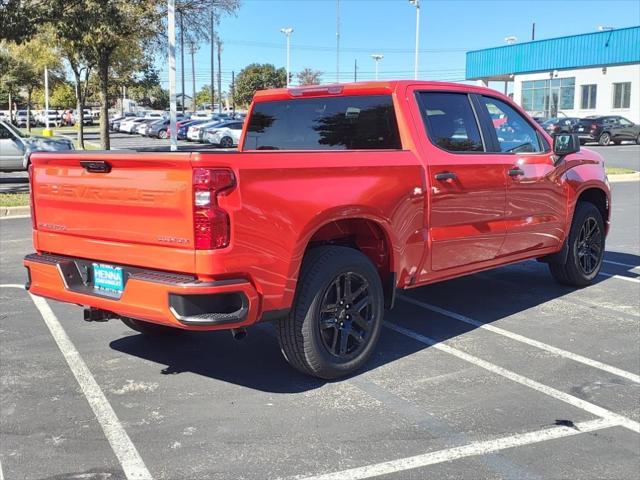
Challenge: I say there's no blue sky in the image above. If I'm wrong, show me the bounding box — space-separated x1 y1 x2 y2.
161 0 640 95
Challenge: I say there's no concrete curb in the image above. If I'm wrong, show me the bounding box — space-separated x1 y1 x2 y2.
1 206 30 218
608 173 640 183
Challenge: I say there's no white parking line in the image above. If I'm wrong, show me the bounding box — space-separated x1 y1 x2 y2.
0 284 24 289
384 321 640 433
0 459 4 480
291 418 617 480
599 272 640 283
398 294 640 383
24 291 153 480
604 260 640 269
0 215 30 220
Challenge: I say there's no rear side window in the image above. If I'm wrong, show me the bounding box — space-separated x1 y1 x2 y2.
417 92 484 152
244 95 401 150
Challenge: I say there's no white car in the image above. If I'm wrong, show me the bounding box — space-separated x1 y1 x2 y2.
119 118 147 133
144 112 165 121
206 122 244 148
36 109 61 127
186 119 221 141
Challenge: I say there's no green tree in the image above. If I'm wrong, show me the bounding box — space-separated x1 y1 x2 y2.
297 68 323 86
51 82 77 109
4 37 62 130
233 63 287 108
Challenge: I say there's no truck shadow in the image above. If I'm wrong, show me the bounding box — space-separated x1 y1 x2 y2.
109 251 639 393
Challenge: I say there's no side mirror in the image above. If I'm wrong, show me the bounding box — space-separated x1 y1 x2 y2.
553 133 580 156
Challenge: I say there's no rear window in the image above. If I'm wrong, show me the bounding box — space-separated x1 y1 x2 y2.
244 95 401 150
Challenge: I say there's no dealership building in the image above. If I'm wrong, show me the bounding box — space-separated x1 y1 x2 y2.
466 26 640 122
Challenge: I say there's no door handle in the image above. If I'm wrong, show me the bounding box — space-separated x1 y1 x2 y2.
434 171 457 181
508 168 525 177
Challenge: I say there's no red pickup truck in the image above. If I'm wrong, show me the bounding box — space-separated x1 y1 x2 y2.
25 81 610 379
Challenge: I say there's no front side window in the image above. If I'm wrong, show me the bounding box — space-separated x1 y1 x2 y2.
479 96 542 153
244 95 401 150
417 92 483 152
613 82 631 109
581 84 597 109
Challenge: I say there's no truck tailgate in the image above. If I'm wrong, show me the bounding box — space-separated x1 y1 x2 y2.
31 152 196 272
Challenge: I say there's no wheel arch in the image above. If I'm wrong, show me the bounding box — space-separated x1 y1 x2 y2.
288 213 397 310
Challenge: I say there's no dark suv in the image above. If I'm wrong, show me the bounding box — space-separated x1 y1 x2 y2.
573 115 640 146
542 117 580 135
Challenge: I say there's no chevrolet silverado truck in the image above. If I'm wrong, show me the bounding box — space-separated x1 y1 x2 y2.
24 81 610 379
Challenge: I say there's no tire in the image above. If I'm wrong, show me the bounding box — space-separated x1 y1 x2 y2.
121 317 181 336
636 134 640 145
613 140 621 145
159 129 168 139
276 246 384 379
548 202 605 287
220 136 233 148
598 132 611 146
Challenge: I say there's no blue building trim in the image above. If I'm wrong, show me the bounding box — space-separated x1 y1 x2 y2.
466 26 640 80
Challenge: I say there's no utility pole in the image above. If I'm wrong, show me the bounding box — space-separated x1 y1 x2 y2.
211 9 215 110
168 0 178 151
354 59 357 82
179 10 185 114
336 0 340 83
217 39 222 114
280 27 294 87
189 41 197 112
43 66 50 134
409 0 420 80
371 54 383 80
231 71 235 113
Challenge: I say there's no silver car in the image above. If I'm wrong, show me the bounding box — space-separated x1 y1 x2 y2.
0 120 75 172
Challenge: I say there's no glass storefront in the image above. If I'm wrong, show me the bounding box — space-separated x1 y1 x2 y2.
521 77 575 117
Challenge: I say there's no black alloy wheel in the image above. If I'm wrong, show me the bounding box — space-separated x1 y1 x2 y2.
318 272 373 360
576 216 602 276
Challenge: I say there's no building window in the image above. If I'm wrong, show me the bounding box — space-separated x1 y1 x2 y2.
581 85 597 109
613 82 631 109
521 77 575 116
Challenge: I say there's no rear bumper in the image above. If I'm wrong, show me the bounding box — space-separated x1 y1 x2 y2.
24 253 261 331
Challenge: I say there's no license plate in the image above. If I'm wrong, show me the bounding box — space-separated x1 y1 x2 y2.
578 127 584 131
92 263 124 292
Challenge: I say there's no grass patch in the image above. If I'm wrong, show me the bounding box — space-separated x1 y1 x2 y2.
606 167 637 175
0 193 30 207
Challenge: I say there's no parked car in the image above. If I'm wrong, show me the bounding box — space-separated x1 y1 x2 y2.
109 113 136 131
542 117 580 135
186 119 222 141
120 117 147 134
133 118 158 135
36 109 62 127
190 111 213 120
177 119 206 140
25 81 610 379
15 110 35 128
147 119 170 138
205 121 244 147
573 115 640 145
72 109 94 126
0 120 74 171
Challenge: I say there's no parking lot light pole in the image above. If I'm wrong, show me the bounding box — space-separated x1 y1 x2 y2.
280 27 294 87
43 66 52 136
409 0 420 80
168 0 178 151
371 54 383 80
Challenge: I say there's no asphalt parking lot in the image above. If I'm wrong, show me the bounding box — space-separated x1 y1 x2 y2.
1 163 639 479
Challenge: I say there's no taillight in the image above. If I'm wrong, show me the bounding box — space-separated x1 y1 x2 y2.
193 168 235 249
591 124 598 130
28 161 36 229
